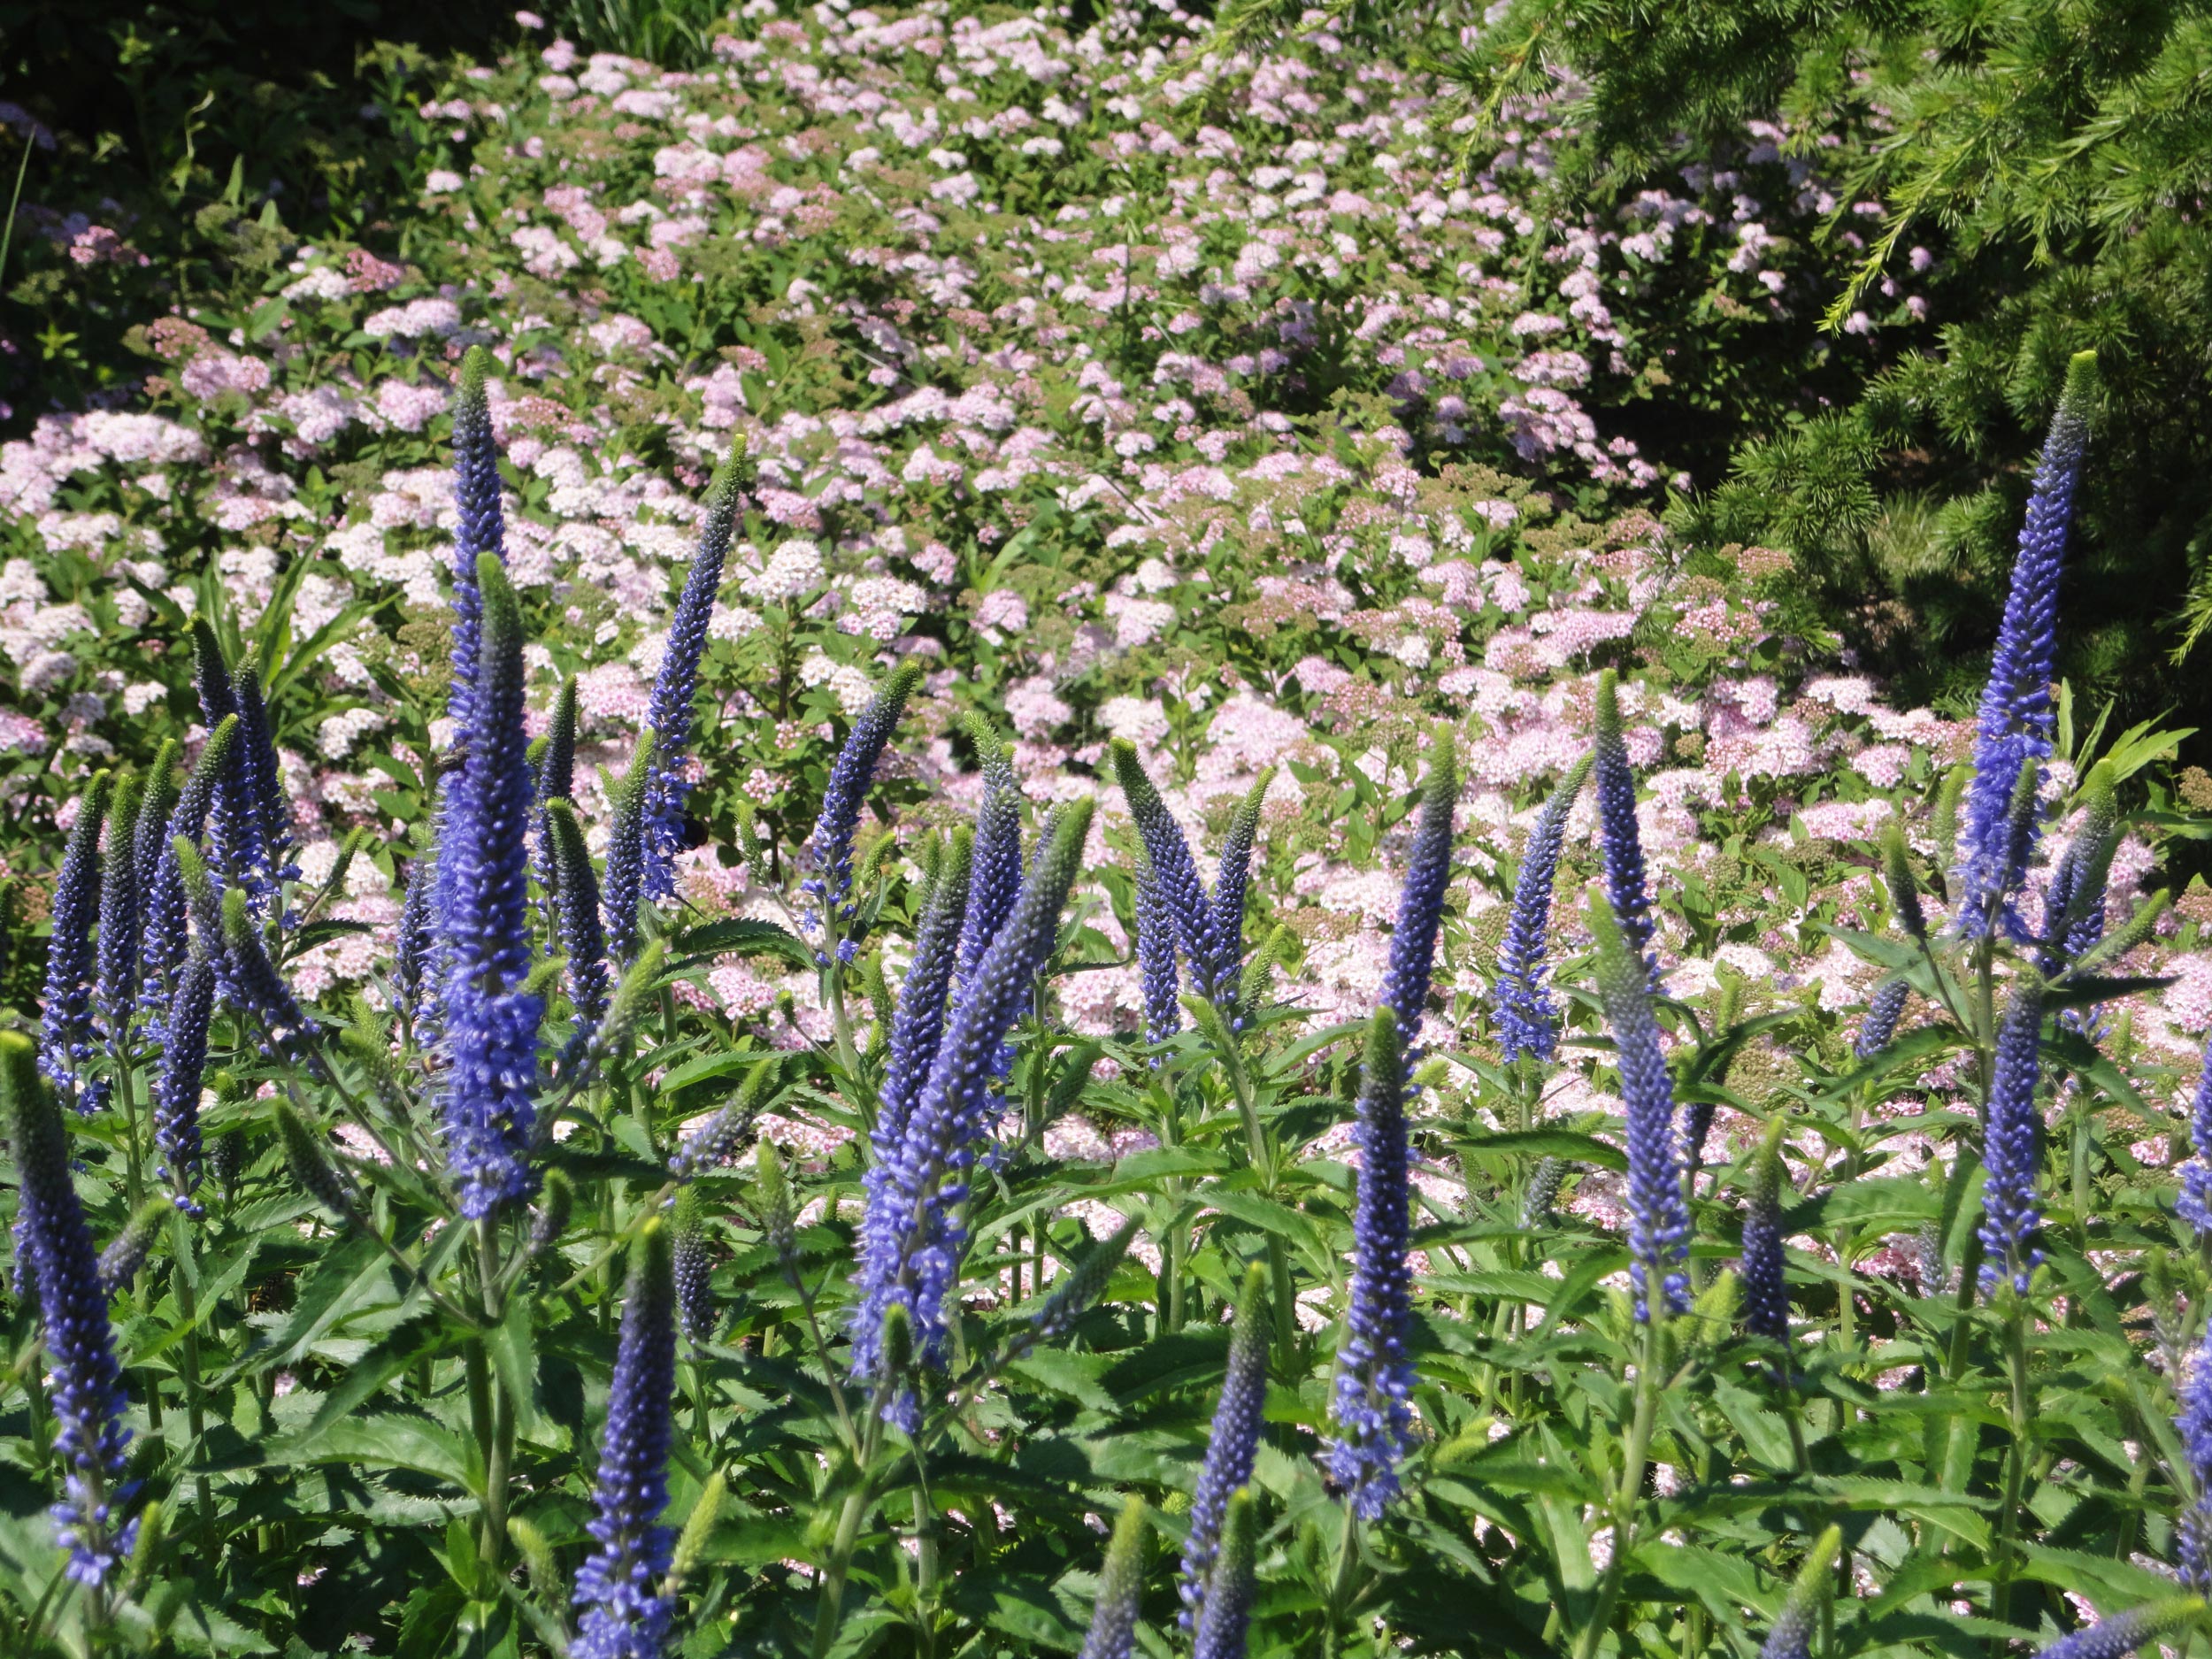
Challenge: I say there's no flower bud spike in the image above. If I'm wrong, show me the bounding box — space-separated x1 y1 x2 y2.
530 1170 573 1262
669 1056 780 1181
1028 1215 1140 1341
877 826 972 1159
1955 349 2096 939
1879 817 1925 941
1 1030 135 1586
1328 1009 1417 1519
641 442 749 902
96 1198 173 1294
807 662 926 931
447 344 508 734
277 1102 355 1219
1191 1488 1258 1659
1587 883 1690 1321
41 772 112 1110
1079 1497 1148 1659
1180 1262 1268 1627
96 772 142 1043
1495 751 1589 1064
572 1219 679 1659
602 730 657 969
1756 1524 1842 1659
140 716 239 1020
2027 1599 2206 1659
1741 1116 1790 1350
1594 673 1656 987
543 798 610 1038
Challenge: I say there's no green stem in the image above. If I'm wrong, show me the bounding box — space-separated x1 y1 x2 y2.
1990 1301 2034 1641
1320 1504 1359 1659
1572 1316 1663 1659
811 1471 876 1659
168 1214 217 1554
472 1217 512 1600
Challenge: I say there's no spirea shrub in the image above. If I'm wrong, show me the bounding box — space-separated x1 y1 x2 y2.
4 9 2212 1659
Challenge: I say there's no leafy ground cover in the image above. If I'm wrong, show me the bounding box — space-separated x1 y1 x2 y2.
1 4 2210 1657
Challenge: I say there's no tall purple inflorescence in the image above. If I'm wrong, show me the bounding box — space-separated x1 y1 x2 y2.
541 799 609 1045
641 446 747 902
447 346 505 736
2182 1038 2212 1239
1079 1500 1148 1659
1110 741 1237 1010
40 772 111 1110
1593 672 1657 987
189 620 281 908
152 949 216 1212
1588 883 1690 1321
849 801 1093 1410
874 830 972 1162
141 719 237 1024
1180 1263 1268 1627
96 773 142 1047
1494 755 1588 1064
3 1032 134 1586
1329 1008 1417 1518
806 664 925 949
1855 977 1910 1059
1740 1118 1789 1348
1756 1527 1840 1659
1190 1489 1257 1659
233 653 298 894
1956 351 2097 939
2177 1319 2212 1589
954 718 1023 991
572 1221 679 1659
1377 733 1457 1059
394 788 443 1035
436 555 543 1217
2027 1602 2204 1659
1133 849 1182 1045
1210 771 1271 981
1978 987 2046 1294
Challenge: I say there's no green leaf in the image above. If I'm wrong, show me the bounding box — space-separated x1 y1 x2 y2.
669 917 815 970
1453 1129 1627 1173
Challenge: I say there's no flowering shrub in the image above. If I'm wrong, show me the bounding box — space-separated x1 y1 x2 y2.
4 8 2212 1659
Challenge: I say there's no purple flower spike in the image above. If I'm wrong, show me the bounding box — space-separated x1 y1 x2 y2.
641 445 748 902
436 554 542 1218
1956 350 2097 939
807 663 926 930
142 718 237 1025
954 717 1023 989
572 1221 679 1659
153 949 216 1212
849 800 1094 1399
95 773 142 1047
1587 882 1689 1321
1377 732 1458 1057
1181 1263 1268 1625
1110 741 1237 1010
2028 1601 2204 1659
40 772 111 1111
1740 1118 1788 1348
1594 672 1657 987
1133 849 1182 1045
1494 754 1588 1064
1328 1006 1416 1519
875 829 972 1161
2 1032 135 1586
447 345 506 735
1976 987 2046 1294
